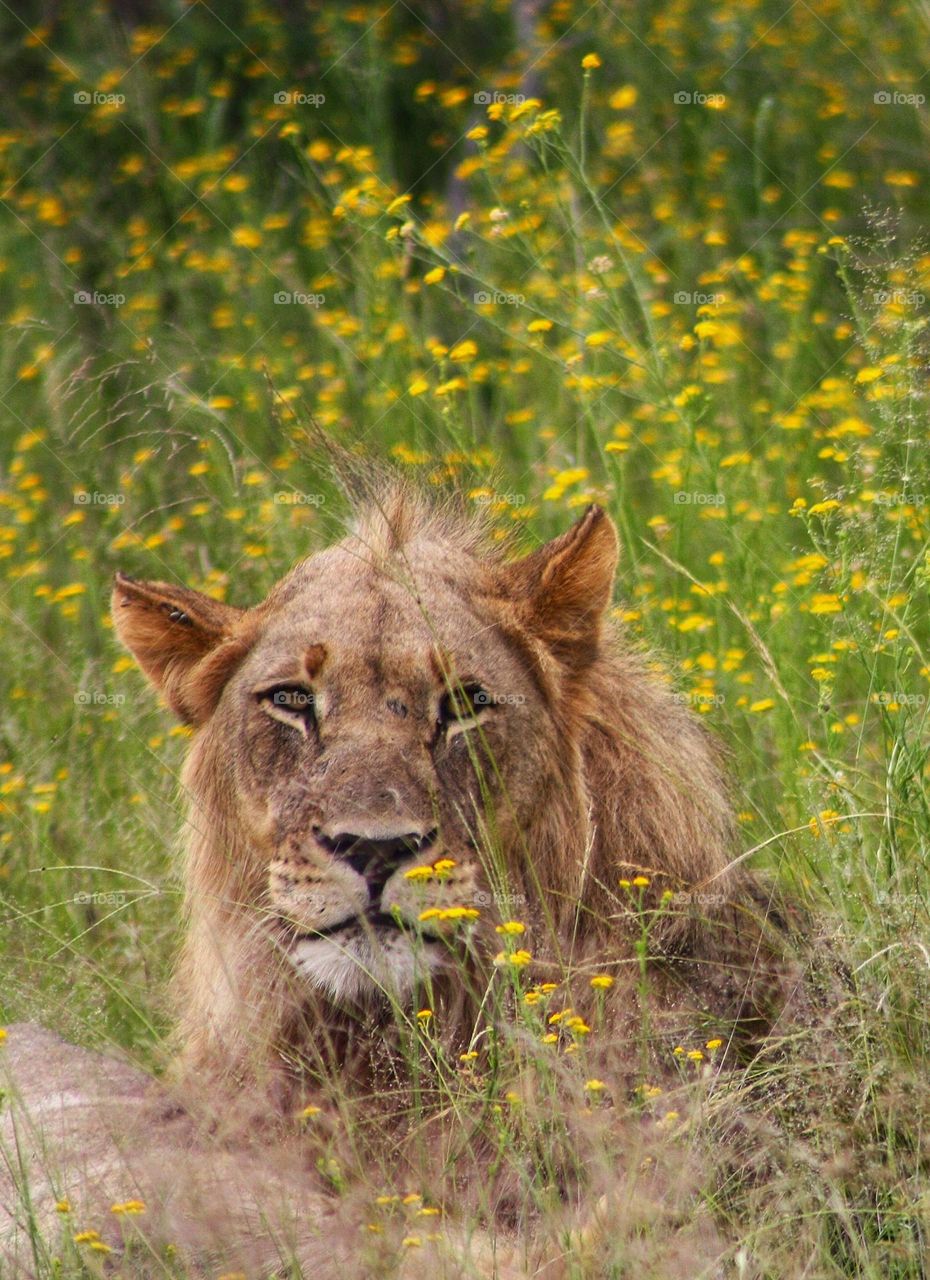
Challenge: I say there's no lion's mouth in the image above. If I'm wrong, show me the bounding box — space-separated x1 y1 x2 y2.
274 907 411 943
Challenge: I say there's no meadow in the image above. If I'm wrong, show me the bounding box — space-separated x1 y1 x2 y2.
1 0 929 1275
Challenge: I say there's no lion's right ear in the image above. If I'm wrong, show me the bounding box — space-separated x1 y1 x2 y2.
111 573 251 725
502 505 619 674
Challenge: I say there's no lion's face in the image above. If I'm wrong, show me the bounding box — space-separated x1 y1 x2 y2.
112 497 618 1007
222 542 548 1002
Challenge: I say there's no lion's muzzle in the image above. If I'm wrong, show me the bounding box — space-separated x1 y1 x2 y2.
311 826 437 902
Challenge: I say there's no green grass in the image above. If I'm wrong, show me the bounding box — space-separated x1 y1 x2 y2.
1 0 930 1274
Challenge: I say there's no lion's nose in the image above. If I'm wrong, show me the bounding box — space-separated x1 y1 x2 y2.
313 828 437 900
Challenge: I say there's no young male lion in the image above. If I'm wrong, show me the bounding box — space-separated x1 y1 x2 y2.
112 483 800 1112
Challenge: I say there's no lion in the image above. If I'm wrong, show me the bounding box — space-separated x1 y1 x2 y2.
111 481 801 1113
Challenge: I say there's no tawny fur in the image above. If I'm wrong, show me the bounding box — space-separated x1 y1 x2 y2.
111 481 801 1112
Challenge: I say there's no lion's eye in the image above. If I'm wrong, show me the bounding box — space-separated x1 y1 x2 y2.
258 684 317 732
438 682 490 730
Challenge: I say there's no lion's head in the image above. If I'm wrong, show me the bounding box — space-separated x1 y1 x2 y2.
113 484 766 1091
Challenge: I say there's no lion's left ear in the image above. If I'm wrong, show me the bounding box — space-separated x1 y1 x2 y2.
502 505 619 672
111 573 252 725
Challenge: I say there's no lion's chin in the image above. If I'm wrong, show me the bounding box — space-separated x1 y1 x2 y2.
286 924 442 1005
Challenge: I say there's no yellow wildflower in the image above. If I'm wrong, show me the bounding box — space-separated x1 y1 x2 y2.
449 340 478 362
231 226 262 249
609 85 637 109
404 865 435 881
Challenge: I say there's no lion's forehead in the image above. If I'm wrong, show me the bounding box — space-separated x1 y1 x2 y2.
248 546 513 684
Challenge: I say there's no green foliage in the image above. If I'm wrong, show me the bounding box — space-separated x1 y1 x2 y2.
1 0 930 1274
